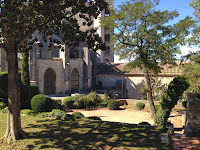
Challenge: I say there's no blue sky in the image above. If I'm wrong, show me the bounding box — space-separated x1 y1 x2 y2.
113 0 198 63
114 0 195 22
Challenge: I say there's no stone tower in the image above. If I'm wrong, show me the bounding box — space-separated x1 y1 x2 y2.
94 0 114 63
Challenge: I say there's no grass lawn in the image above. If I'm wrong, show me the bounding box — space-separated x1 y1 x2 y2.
0 113 170 150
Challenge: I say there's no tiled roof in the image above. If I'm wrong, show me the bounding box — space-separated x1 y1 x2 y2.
97 63 182 75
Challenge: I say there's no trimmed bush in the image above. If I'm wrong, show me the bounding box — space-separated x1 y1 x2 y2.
51 109 66 119
155 76 190 129
136 102 145 111
20 109 34 115
62 114 75 120
31 94 57 113
72 112 84 119
88 91 101 106
107 99 119 110
154 107 170 129
0 102 6 110
37 112 52 118
62 97 75 109
74 95 87 109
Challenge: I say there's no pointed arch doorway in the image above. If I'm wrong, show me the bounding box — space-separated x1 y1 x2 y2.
44 68 56 94
71 68 79 92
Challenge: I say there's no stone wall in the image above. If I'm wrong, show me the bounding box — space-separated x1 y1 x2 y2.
96 74 174 99
184 93 200 136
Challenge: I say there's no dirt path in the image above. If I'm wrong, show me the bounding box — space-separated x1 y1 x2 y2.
70 108 155 125
70 108 185 128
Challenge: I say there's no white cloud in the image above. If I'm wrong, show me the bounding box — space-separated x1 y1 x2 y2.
114 55 128 63
180 46 199 56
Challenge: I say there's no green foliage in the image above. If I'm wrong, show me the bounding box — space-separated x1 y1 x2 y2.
0 72 8 105
74 95 88 109
30 86 40 100
37 112 53 118
31 94 57 113
0 102 6 110
72 112 84 119
0 72 36 108
101 0 193 118
51 109 66 119
62 97 75 109
62 92 103 109
88 91 101 106
155 76 190 128
1 106 8 113
136 102 145 111
0 90 7 103
21 51 30 87
154 107 170 129
87 116 102 121
189 0 200 46
101 0 193 72
155 105 160 112
21 51 31 109
107 99 119 110
139 84 147 100
181 51 200 101
139 78 168 101
0 72 8 93
20 109 34 115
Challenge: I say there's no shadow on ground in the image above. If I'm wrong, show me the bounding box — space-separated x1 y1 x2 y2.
24 118 168 150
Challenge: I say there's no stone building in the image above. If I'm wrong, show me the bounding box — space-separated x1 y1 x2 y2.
0 0 183 99
96 63 183 99
0 0 114 95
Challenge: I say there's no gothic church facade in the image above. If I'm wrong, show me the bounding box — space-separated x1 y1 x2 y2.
0 0 114 95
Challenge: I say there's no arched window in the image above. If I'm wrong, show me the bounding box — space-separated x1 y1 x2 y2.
108 34 110 41
105 34 108 41
71 68 79 92
105 46 110 54
105 8 110 16
44 68 56 94
105 34 110 42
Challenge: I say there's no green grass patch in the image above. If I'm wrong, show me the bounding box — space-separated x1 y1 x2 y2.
0 113 170 150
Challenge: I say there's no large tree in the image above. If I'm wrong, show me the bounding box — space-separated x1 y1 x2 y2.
189 0 200 45
101 0 194 118
0 0 107 142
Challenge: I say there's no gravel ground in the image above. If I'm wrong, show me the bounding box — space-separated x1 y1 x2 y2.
70 108 184 128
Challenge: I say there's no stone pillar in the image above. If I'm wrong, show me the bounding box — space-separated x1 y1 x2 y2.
83 46 92 90
184 93 200 136
64 46 70 94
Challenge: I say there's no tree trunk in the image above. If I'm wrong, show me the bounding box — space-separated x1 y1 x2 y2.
144 71 156 118
2 39 27 143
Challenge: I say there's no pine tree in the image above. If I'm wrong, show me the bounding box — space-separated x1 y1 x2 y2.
21 51 30 109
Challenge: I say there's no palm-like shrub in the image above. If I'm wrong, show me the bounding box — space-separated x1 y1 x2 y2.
107 99 119 110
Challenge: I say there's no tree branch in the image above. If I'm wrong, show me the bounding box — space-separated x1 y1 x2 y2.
118 38 138 47
16 24 45 48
